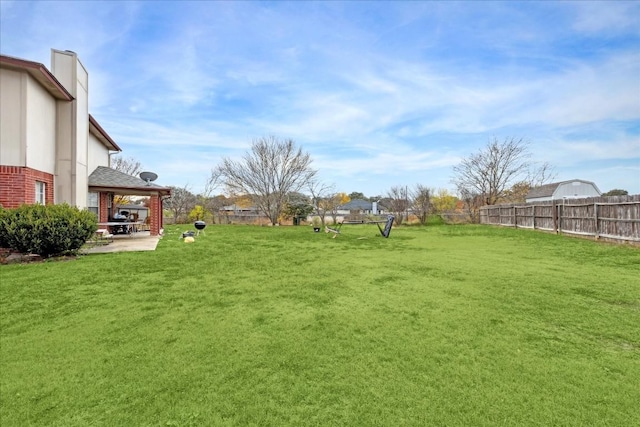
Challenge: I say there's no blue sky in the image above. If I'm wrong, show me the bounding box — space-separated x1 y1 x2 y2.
2 0 639 197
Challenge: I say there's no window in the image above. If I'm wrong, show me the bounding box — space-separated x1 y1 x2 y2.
88 192 99 217
35 181 46 205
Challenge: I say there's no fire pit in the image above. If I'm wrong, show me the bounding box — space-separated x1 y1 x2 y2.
194 221 206 235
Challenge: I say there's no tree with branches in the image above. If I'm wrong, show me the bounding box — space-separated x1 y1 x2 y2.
386 186 410 225
215 136 317 226
111 155 144 177
201 168 226 224
308 180 336 226
164 185 197 224
326 192 350 225
110 155 145 210
452 137 555 215
411 184 432 225
282 192 314 225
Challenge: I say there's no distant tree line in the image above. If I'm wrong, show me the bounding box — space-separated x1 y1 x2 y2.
153 135 629 226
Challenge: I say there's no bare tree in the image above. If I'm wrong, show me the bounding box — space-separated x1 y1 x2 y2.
458 188 483 223
411 184 432 225
386 186 410 225
215 136 317 225
111 155 144 177
202 168 224 223
109 155 145 210
325 192 350 225
308 180 335 226
452 137 554 207
164 185 197 224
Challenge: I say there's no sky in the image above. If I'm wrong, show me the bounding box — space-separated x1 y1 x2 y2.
1 0 639 197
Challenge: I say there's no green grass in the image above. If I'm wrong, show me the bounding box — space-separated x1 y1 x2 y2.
1 223 639 426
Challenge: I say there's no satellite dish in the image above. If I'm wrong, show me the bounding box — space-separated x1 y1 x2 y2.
139 171 158 185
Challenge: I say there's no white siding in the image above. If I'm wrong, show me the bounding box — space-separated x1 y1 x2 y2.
0 68 25 165
555 181 601 199
51 49 91 208
25 74 56 174
88 132 110 173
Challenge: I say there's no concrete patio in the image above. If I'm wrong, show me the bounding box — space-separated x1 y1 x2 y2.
83 231 161 254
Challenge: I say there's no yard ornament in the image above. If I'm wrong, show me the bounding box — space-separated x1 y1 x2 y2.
325 215 395 239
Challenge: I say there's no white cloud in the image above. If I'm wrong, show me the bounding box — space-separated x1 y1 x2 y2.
2 1 639 196
571 1 640 34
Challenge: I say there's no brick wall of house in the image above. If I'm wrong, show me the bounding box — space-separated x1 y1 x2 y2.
0 166 54 208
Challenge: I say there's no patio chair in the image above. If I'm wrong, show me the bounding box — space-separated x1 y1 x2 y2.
95 229 114 244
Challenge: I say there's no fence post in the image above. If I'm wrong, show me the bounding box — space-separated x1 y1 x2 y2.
532 205 536 230
594 202 599 239
552 202 558 234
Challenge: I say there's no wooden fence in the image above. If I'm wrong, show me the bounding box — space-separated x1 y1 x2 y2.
479 195 640 243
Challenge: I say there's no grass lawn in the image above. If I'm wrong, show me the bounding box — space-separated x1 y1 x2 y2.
1 222 639 426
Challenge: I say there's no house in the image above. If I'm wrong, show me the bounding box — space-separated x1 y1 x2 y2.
338 199 386 215
0 49 170 235
525 179 601 203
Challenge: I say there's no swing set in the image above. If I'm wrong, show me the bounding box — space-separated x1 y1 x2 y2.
325 215 395 238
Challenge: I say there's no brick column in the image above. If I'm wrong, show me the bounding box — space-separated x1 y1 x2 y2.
99 192 110 222
150 194 160 236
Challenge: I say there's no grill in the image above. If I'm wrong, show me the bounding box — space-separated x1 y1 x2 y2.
194 221 206 235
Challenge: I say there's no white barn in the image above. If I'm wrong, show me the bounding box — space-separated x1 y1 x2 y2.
526 179 601 203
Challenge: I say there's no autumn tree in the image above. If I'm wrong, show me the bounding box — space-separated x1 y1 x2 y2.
452 137 554 207
215 136 317 225
501 181 533 204
188 205 206 222
431 189 458 214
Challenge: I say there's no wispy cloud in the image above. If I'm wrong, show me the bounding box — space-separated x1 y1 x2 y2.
2 1 638 195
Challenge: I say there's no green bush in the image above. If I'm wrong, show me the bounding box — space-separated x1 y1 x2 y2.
0 204 97 257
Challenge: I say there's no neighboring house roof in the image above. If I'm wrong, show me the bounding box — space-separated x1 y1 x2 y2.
526 182 562 200
339 199 388 211
89 114 121 152
221 204 258 211
0 54 74 101
526 179 600 200
340 199 373 210
89 166 171 196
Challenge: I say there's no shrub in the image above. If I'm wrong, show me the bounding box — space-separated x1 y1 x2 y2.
0 204 97 257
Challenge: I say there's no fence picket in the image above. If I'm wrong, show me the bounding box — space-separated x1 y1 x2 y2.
479 195 640 243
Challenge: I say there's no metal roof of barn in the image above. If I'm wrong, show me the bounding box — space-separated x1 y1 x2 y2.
526 179 599 200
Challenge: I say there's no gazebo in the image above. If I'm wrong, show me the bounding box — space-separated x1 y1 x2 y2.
88 167 171 236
